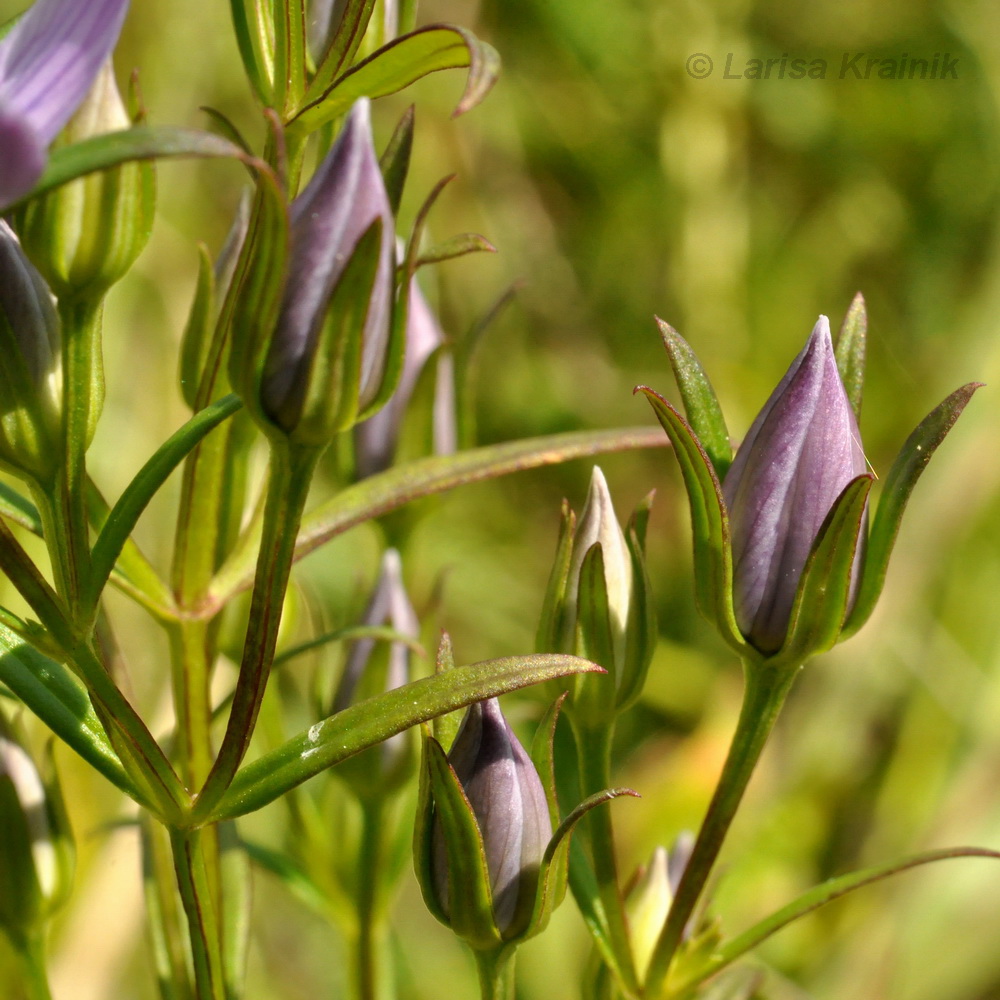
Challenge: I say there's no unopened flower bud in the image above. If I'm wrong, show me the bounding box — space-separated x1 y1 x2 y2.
333 548 420 798
252 97 395 444
0 220 62 482
723 316 867 654
18 59 155 299
353 276 456 477
432 698 552 939
539 466 655 723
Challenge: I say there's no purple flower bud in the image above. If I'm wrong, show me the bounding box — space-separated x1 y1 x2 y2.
434 698 552 935
261 97 395 432
722 316 867 653
0 0 130 208
353 277 456 478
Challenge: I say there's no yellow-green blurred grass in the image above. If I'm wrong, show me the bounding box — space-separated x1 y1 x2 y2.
3 0 1000 995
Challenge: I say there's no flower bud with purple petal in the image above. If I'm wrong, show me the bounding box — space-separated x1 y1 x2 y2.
0 219 62 482
431 698 552 939
332 548 420 798
353 275 456 477
256 97 395 444
0 0 130 209
722 316 867 654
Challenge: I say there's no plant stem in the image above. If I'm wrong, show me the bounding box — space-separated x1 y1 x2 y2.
573 719 639 996
170 826 226 1000
643 662 799 997
193 441 319 821
349 798 388 1000
473 947 515 1000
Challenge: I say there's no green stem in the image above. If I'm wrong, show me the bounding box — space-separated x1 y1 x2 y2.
54 298 104 616
573 719 639 996
170 826 226 1000
349 798 388 1000
473 948 515 1000
193 441 319 821
644 662 799 997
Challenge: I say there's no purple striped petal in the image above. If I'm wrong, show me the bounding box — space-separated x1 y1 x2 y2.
722 316 867 653
0 0 129 206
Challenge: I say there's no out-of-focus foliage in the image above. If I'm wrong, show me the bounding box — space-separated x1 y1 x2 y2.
3 0 999 997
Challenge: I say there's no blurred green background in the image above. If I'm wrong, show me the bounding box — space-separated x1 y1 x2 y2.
3 0 1000 997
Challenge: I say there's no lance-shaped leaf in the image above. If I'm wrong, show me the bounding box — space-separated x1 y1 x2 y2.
834 292 867 419
656 319 732 479
0 624 140 803
5 125 261 211
204 654 602 822
206 425 668 609
668 847 1000 997
842 382 983 638
292 24 500 133
638 387 743 651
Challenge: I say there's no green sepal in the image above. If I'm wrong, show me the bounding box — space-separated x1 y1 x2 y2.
773 475 873 668
834 292 867 420
638 386 745 653
415 233 497 268
278 219 383 441
537 501 576 655
179 244 217 410
571 544 618 725
308 0 379 101
206 653 602 821
379 104 415 217
842 382 983 639
229 0 277 106
271 0 308 116
617 492 657 713
0 625 141 803
529 696 565 834
656 319 732 480
432 631 461 749
421 733 502 950
527 787 638 946
226 154 291 434
292 24 501 134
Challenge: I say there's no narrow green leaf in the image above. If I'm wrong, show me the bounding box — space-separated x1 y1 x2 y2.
843 382 983 638
638 387 744 652
776 475 873 667
671 847 1000 997
834 292 867 419
207 654 602 821
179 245 217 410
656 319 732 479
424 736 501 949
379 104 415 217
11 127 261 209
536 501 575 656
0 482 41 535
86 395 244 614
208 426 668 608
292 24 501 133
416 233 497 268
0 624 140 802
